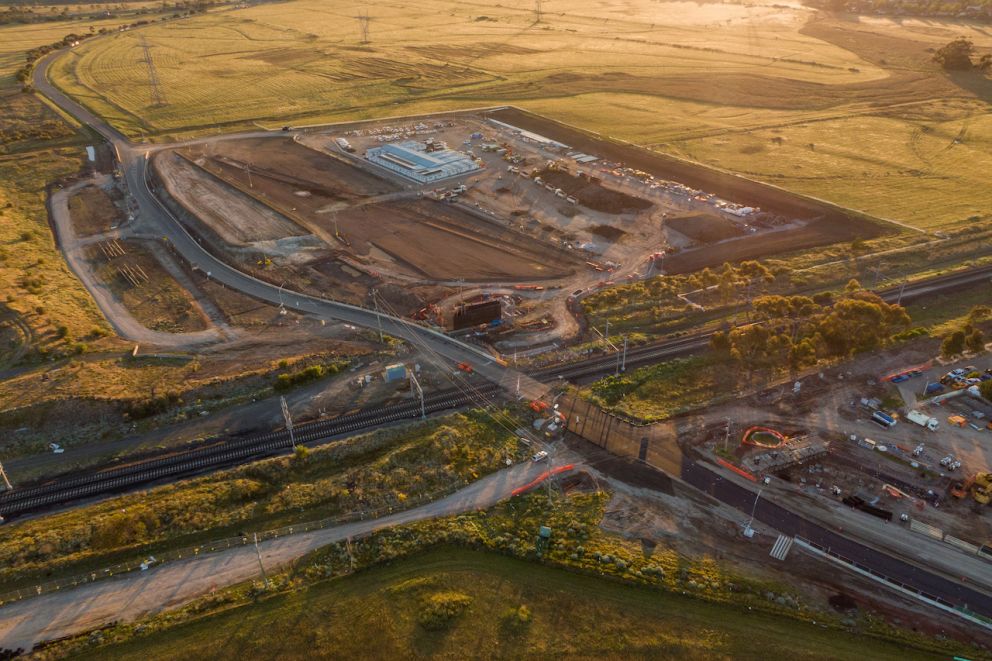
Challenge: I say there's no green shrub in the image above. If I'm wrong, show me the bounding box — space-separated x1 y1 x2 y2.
418 591 472 630
273 361 347 392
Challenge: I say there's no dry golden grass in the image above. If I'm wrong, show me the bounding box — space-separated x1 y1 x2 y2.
49 0 882 137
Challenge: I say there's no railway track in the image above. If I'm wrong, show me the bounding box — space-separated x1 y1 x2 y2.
2 264 989 518
538 262 992 382
0 384 500 518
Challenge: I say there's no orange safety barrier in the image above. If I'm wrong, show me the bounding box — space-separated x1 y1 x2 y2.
511 464 576 496
715 457 758 482
741 426 787 449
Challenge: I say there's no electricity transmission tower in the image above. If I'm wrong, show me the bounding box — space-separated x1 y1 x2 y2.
356 11 370 43
140 36 167 107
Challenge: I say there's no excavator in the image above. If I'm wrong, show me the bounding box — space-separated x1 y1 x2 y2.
972 473 992 505
956 472 992 505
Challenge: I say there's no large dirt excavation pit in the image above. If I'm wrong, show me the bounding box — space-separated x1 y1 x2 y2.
536 167 653 214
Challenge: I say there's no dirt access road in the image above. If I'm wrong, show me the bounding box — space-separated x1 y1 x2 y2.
49 176 233 348
0 457 567 651
34 51 546 400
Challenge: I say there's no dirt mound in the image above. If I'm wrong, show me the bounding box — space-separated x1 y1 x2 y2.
665 212 743 244
375 283 426 316
537 168 652 215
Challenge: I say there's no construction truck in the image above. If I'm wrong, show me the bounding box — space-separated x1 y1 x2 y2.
906 410 939 431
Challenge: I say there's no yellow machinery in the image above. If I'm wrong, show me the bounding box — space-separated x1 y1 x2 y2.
970 472 992 505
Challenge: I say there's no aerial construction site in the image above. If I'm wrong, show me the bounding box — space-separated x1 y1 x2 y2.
148 107 875 350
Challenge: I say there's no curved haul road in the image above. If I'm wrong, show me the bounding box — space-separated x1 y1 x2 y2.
31 51 546 397
29 47 992 631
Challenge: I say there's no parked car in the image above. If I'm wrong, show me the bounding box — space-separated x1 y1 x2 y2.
531 450 549 463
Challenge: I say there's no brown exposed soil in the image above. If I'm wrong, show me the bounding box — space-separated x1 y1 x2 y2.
665 212 744 244
334 199 575 281
537 167 652 214
195 137 396 201
162 139 580 283
66 185 124 237
82 239 208 333
154 152 309 245
662 218 861 274
590 225 628 242
489 107 890 270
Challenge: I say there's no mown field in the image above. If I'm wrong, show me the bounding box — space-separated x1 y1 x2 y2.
46 0 992 230
78 547 943 661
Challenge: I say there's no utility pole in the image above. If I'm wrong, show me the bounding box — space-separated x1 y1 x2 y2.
724 417 731 452
0 460 11 491
245 161 253 188
372 289 384 343
871 262 883 289
253 532 269 587
605 319 610 345
743 488 763 538
409 371 426 420
356 10 370 43
621 336 628 372
280 396 295 450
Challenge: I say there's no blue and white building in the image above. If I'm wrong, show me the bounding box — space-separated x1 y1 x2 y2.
365 141 480 184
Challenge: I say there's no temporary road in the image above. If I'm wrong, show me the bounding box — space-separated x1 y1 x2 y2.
31 51 548 402
15 44 992 642
0 457 560 651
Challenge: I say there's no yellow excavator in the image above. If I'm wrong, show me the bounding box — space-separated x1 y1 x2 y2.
970 472 992 505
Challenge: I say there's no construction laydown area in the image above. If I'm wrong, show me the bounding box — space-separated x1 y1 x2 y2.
146 108 881 340
688 351 992 561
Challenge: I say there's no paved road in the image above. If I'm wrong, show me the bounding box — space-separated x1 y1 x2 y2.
32 51 548 400
682 459 992 617
28 44 992 636
0 458 560 651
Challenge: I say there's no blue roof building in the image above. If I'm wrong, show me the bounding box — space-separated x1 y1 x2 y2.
366 141 480 183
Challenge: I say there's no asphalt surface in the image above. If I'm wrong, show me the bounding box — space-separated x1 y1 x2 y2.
24 45 992 634
32 51 548 401
681 459 992 617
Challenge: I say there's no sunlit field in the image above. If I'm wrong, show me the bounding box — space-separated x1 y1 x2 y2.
43 0 992 229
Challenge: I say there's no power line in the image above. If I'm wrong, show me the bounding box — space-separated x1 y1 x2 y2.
356 10 370 43
139 36 167 107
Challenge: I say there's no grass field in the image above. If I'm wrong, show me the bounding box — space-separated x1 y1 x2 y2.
48 0 882 138
77 547 943 661
45 0 992 230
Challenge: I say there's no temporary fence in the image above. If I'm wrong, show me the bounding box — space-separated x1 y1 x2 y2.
794 536 992 632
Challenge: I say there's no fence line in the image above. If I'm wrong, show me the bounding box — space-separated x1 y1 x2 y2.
794 536 992 632
0 483 459 609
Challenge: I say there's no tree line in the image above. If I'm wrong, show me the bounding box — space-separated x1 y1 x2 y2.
710 279 911 378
